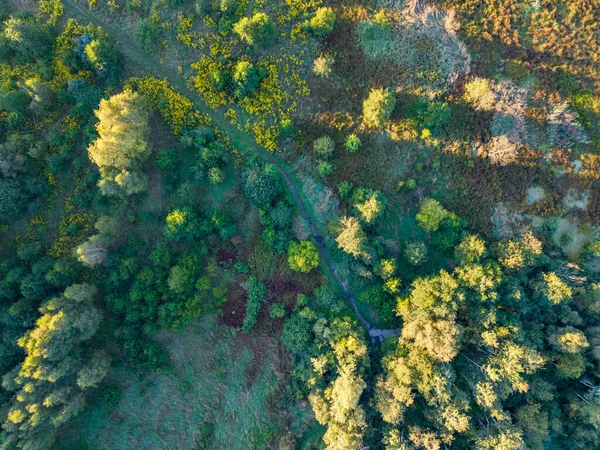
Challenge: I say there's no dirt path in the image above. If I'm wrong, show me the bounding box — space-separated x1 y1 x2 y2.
61 0 399 342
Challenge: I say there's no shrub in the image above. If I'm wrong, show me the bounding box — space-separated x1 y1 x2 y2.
363 88 396 128
309 7 336 37
232 60 260 99
281 312 313 354
243 163 281 207
345 134 361 152
316 161 333 177
269 303 286 319
463 77 494 111
356 19 395 60
313 136 335 159
208 167 225 184
486 135 518 166
547 103 588 149
135 19 159 48
288 240 320 273
270 201 293 229
164 208 199 241
313 54 334 78
337 181 353 199
242 276 267 332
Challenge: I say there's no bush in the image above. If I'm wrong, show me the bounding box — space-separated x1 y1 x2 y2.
269 303 286 319
547 103 588 149
337 181 353 199
345 134 361 152
316 161 333 177
135 19 159 48
243 163 281 207
309 7 336 37
288 240 320 273
313 54 334 78
281 312 313 354
242 276 267 332
313 136 335 159
363 88 396 128
270 201 293 229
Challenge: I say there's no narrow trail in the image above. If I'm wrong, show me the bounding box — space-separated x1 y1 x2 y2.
62 0 399 343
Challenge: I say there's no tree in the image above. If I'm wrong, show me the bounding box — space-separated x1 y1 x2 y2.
345 134 361 153
242 162 281 207
164 208 200 241
1 284 105 450
355 190 384 224
416 198 449 232
455 234 486 264
404 241 428 265
336 216 370 261
232 60 260 98
76 216 119 266
3 17 52 62
0 177 28 220
88 90 150 196
288 240 320 273
363 88 396 128
233 13 276 47
309 7 336 37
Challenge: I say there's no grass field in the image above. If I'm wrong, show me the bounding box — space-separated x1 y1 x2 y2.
57 317 307 450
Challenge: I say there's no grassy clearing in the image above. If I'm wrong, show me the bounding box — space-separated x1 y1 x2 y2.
58 317 303 450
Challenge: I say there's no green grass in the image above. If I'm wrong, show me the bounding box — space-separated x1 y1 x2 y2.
57 317 299 450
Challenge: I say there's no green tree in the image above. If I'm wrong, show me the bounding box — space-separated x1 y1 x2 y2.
416 198 449 232
336 216 370 261
0 177 28 220
233 13 276 47
288 240 320 273
404 241 428 265
88 90 150 196
363 88 396 128
1 284 105 450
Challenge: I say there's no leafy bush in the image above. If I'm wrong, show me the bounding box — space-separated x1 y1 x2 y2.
243 162 281 207
242 276 267 332
269 303 286 319
416 198 449 232
135 19 159 48
316 161 333 177
547 103 589 149
345 134 361 152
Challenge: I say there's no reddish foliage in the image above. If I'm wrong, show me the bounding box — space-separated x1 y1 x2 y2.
220 283 247 328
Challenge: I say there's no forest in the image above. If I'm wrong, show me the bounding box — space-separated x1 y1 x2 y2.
0 0 599 448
